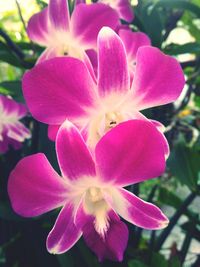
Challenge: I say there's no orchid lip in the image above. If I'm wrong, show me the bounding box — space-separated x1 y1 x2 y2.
65 175 113 237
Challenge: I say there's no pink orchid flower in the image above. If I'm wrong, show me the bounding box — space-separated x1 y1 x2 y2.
8 119 168 261
76 0 134 22
87 28 151 82
23 27 185 147
0 95 30 153
27 0 119 64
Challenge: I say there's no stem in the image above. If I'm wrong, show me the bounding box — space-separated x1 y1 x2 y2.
149 231 156 249
180 231 192 265
147 184 158 202
133 185 158 248
129 184 140 237
15 0 27 32
155 191 196 251
0 29 25 59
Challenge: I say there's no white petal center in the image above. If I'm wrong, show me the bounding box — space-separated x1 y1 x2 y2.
48 30 84 59
68 177 113 237
87 92 134 146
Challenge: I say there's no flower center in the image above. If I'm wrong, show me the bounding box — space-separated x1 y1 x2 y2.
62 43 83 59
86 91 135 147
49 31 84 59
87 187 103 202
84 186 110 237
87 110 124 147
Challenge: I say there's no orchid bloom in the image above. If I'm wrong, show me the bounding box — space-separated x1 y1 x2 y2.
23 27 185 146
8 120 168 261
27 0 119 64
76 0 134 22
87 28 151 81
0 95 30 153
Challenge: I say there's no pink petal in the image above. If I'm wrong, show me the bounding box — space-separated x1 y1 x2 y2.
0 135 22 153
86 49 98 78
8 153 68 217
95 120 166 187
151 120 170 158
22 57 96 124
82 51 97 82
117 0 134 22
97 27 130 97
131 46 185 110
7 122 30 142
73 200 89 230
36 47 58 64
27 8 49 45
47 203 82 254
56 120 96 180
113 188 169 229
48 0 70 31
71 3 119 48
75 0 85 3
82 210 128 262
0 134 9 153
134 112 170 158
119 29 151 61
0 95 27 118
48 125 60 141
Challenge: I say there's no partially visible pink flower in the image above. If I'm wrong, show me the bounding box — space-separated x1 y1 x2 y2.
0 95 30 153
23 27 185 148
27 0 119 65
87 28 151 82
8 120 168 261
76 0 134 22
118 28 151 81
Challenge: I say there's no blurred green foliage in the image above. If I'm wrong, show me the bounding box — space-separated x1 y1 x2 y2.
0 0 200 267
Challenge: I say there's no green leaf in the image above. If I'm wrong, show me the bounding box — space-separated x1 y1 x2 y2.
194 95 200 108
167 142 200 191
0 81 24 102
35 0 47 9
0 42 35 69
135 3 163 47
169 256 181 267
164 42 200 55
181 221 200 241
158 187 182 208
154 0 200 17
151 253 168 267
128 260 148 267
0 42 22 68
181 11 200 42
